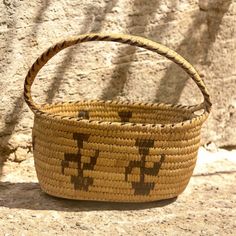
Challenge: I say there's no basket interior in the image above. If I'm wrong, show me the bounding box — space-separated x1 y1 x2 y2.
41 101 195 125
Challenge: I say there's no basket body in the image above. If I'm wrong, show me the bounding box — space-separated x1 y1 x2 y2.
32 100 204 202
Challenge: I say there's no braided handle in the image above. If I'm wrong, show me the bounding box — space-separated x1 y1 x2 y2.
24 33 212 113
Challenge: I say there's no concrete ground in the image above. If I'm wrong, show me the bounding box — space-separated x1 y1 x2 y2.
0 147 235 236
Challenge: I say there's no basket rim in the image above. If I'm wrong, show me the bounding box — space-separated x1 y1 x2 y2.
35 99 209 130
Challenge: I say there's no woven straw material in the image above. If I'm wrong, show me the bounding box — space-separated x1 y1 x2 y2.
24 33 212 202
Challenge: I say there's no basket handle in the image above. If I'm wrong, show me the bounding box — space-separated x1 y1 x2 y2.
24 33 212 114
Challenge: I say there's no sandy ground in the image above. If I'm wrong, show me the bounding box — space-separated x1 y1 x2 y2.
0 147 235 236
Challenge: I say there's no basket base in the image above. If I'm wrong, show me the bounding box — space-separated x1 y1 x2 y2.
40 185 179 204
37 180 187 203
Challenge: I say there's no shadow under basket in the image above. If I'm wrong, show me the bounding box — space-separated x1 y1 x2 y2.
24 33 212 202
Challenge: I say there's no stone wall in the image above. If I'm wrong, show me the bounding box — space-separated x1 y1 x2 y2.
0 0 235 161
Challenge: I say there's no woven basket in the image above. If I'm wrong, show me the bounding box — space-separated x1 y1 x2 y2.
24 33 212 202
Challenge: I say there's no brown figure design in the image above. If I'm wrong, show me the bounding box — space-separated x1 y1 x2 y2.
118 111 132 122
125 139 165 195
61 133 99 191
78 110 89 119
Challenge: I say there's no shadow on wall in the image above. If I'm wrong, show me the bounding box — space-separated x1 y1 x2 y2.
0 181 176 211
100 0 164 99
0 1 52 177
0 95 24 176
155 0 232 104
45 0 119 103
26 0 51 45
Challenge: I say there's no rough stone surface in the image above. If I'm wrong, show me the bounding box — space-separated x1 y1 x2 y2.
0 148 235 235
14 147 32 163
0 0 236 162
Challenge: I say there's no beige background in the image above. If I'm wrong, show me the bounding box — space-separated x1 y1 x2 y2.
0 0 236 161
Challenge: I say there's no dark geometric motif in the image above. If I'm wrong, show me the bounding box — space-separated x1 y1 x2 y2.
125 139 165 195
61 132 164 195
118 111 132 122
61 133 99 191
78 110 89 119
